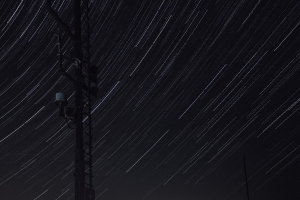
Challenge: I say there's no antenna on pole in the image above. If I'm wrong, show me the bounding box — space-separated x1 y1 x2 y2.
243 155 250 200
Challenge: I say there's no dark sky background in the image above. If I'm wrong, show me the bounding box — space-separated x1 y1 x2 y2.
0 0 300 199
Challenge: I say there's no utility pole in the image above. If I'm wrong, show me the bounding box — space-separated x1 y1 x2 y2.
243 155 250 200
73 0 85 199
47 0 97 199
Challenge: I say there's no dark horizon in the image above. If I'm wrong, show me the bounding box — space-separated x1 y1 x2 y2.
0 0 299 199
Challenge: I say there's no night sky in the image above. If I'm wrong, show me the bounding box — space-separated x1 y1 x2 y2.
0 0 300 199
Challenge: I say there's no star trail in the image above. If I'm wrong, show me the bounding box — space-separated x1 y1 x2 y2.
0 0 300 199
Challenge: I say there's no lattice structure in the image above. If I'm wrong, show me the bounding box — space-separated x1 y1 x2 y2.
81 0 96 199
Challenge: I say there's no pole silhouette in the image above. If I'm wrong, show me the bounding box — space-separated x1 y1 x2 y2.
47 0 97 198
243 155 250 200
46 0 85 199
73 0 85 199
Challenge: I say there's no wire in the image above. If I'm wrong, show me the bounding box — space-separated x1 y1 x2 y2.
65 117 75 129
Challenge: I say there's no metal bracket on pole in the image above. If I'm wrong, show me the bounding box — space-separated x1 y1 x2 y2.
57 30 76 83
57 30 90 94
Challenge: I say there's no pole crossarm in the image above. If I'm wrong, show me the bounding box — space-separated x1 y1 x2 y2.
46 0 77 43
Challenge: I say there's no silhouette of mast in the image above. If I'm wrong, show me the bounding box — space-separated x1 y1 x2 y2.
244 155 250 200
